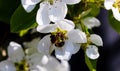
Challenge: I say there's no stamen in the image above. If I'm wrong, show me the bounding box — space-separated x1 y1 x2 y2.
15 60 29 71
49 0 54 5
113 0 120 12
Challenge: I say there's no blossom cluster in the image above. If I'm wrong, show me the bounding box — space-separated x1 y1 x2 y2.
1 0 115 71
20 0 103 60
0 41 69 71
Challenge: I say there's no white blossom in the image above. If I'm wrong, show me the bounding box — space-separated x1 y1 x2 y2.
90 34 103 46
7 41 25 63
104 0 120 21
86 34 103 59
0 60 16 71
37 19 87 60
81 17 101 29
21 0 81 12
0 41 25 71
86 45 100 60
21 0 81 25
27 53 70 71
23 37 41 55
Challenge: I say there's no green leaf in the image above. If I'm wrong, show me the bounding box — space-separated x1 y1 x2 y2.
88 4 100 17
0 0 20 23
10 5 38 33
19 22 37 37
108 10 120 34
85 55 97 71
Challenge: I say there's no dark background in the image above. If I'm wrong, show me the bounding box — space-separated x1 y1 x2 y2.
1 8 120 71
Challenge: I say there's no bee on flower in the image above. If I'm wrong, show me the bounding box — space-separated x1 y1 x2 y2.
37 19 87 60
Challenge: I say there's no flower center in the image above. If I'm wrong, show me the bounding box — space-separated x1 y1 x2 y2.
50 28 68 47
15 60 29 71
48 0 54 5
113 0 120 12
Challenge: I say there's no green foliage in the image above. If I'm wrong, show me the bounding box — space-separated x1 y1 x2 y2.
88 4 100 17
85 55 97 71
67 1 100 21
10 5 38 33
108 10 120 34
0 0 20 23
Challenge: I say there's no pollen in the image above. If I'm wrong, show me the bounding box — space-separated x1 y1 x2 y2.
113 0 120 12
15 60 29 71
49 0 54 5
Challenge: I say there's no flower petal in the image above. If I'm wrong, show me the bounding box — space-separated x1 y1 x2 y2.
81 17 101 29
37 24 58 33
63 41 81 54
64 0 81 4
55 47 72 61
49 2 67 22
7 41 25 62
36 3 50 25
22 4 36 12
56 19 75 31
45 56 61 68
0 60 16 71
111 7 120 21
27 53 48 67
68 29 87 43
30 65 47 71
37 35 52 55
90 34 103 46
60 60 70 71
21 0 40 5
46 57 70 71
104 0 114 10
86 45 99 59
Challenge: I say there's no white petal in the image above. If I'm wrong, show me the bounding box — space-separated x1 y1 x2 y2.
7 41 25 62
86 45 99 59
49 2 67 22
68 29 87 43
64 0 81 4
63 41 80 54
111 7 120 21
104 0 114 10
41 55 49 65
60 60 70 71
33 65 47 71
45 56 61 68
36 3 50 25
36 66 47 71
81 17 101 29
56 19 75 31
37 24 58 33
0 60 16 71
72 43 81 54
90 34 103 46
55 48 72 61
55 40 80 60
37 35 52 55
27 53 48 66
22 4 36 12
21 0 40 5
46 57 70 71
